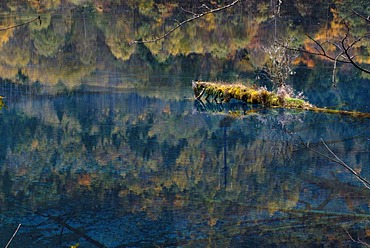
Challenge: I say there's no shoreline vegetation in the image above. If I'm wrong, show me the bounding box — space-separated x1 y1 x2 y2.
192 81 370 118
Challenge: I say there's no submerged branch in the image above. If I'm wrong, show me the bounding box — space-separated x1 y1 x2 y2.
287 129 370 190
320 138 370 189
346 229 370 247
45 214 107 248
5 224 21 248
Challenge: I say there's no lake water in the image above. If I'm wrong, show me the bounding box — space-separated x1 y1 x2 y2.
1 2 370 247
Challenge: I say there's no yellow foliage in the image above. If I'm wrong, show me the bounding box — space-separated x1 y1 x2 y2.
0 43 31 67
70 243 80 248
304 8 346 53
198 14 216 32
0 16 15 48
267 190 299 215
104 19 135 61
137 0 155 17
292 54 315 68
0 96 6 110
130 184 144 194
31 139 39 150
0 29 14 48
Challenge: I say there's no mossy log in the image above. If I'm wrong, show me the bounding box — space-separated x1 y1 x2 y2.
192 81 370 118
0 96 6 110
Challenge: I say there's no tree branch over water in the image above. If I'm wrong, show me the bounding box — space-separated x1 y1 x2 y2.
277 9 370 84
320 138 370 189
130 0 243 44
288 129 370 190
352 9 370 23
0 16 41 31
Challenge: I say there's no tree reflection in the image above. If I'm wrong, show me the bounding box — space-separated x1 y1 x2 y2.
0 90 369 246
1 0 370 246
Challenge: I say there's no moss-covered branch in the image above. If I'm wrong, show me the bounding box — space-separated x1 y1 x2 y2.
0 96 6 111
192 81 370 118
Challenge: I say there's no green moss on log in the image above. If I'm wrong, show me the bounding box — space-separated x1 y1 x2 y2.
192 81 370 118
0 96 5 110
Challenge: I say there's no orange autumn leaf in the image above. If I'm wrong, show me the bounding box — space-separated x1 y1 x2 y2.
77 174 91 187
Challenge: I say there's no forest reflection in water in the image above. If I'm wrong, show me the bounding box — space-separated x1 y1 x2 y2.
1 1 370 246
0 87 370 247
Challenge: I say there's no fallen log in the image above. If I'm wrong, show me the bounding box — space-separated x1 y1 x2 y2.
192 81 370 118
0 96 6 110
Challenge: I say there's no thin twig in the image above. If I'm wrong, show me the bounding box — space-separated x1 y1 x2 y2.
275 38 350 64
332 52 344 86
180 7 198 17
352 9 370 23
345 229 370 247
320 138 370 189
5 224 21 248
341 23 370 74
130 0 243 44
46 214 107 248
286 128 370 190
0 16 41 31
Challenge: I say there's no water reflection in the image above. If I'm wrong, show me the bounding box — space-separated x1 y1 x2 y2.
0 88 370 247
1 1 370 247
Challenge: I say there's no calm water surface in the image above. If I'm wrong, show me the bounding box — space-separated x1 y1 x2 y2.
1 85 370 247
0 4 370 247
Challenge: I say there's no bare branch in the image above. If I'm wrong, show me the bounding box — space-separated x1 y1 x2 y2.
130 0 243 44
0 16 41 31
180 7 198 17
345 229 370 247
347 33 370 50
332 52 343 86
340 24 370 74
286 128 370 190
276 37 351 64
352 9 370 23
45 214 107 248
306 34 327 55
280 24 370 76
201 4 212 11
320 138 370 189
5 224 21 248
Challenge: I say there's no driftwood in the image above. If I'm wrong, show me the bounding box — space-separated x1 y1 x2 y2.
192 81 370 118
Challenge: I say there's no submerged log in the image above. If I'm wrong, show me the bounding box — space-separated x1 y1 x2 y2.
192 81 370 118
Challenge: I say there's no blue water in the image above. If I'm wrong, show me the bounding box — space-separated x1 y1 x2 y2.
0 85 370 247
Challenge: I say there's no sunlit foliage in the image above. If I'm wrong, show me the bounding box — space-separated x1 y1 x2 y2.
0 0 369 86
